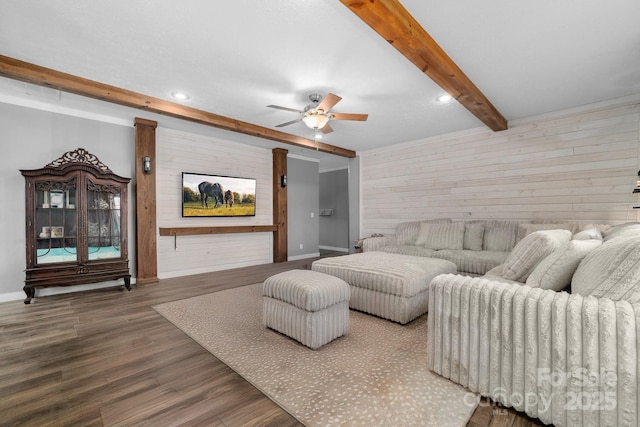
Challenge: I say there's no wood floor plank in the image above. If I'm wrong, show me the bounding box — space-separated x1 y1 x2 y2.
0 257 542 426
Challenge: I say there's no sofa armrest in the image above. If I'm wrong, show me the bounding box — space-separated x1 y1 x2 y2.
428 274 637 427
361 235 396 252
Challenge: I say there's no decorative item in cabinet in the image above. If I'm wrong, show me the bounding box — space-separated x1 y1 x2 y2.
20 148 131 304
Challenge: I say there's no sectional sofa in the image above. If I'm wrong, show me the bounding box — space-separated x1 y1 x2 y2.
361 218 640 425
362 218 585 276
420 221 640 426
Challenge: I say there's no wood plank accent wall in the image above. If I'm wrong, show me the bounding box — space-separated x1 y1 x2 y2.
134 118 159 285
360 99 640 236
156 128 273 279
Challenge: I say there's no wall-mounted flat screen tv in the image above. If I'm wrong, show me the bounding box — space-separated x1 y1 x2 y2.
182 172 256 217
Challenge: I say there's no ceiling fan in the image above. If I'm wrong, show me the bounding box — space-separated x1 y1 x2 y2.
267 93 368 134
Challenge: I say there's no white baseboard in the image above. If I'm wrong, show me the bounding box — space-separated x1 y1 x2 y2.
288 252 320 261
0 291 26 303
319 245 349 253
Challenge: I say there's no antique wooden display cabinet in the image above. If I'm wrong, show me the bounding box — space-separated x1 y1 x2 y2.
21 148 131 304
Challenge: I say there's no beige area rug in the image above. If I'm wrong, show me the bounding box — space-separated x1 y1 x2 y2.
153 284 477 426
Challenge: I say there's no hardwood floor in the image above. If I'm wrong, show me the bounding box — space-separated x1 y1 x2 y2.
0 258 544 427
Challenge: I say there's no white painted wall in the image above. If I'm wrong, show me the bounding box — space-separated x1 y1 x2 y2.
0 102 135 302
286 155 320 260
359 98 640 237
156 128 273 278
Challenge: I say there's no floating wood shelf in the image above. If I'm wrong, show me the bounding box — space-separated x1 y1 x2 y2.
159 225 278 236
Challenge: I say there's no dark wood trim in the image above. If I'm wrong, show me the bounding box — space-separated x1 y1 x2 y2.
134 118 159 285
159 225 278 236
0 55 356 158
272 148 288 262
340 0 508 132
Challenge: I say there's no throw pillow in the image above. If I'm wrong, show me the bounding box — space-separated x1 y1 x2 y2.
602 222 640 242
572 227 603 241
572 236 640 303
583 223 613 236
500 229 572 282
526 239 602 291
516 223 574 242
463 223 484 251
414 222 465 250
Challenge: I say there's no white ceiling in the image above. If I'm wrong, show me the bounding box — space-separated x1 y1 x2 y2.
1 0 640 162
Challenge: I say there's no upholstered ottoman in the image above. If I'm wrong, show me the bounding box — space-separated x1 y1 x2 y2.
312 252 457 324
263 270 350 349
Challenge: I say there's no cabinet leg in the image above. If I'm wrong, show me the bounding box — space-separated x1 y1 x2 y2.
124 276 131 291
23 286 34 304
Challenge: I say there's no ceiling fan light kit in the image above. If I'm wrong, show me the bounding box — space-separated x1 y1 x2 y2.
302 112 331 129
268 93 368 135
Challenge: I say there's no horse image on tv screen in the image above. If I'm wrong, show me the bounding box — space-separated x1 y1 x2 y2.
182 172 256 217
198 181 224 208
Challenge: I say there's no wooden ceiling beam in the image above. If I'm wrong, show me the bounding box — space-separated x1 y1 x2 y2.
0 55 356 158
341 0 508 132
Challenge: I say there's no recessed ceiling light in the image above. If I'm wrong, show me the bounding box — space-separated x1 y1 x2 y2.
171 92 190 101
314 133 323 140
436 94 453 103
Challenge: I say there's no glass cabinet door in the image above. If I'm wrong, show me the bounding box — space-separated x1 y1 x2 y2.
35 179 78 264
87 180 122 261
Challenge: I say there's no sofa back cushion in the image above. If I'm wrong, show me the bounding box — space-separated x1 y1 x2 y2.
415 222 465 250
396 219 451 245
572 227 640 303
480 220 520 252
463 223 485 251
526 239 602 291
500 229 572 282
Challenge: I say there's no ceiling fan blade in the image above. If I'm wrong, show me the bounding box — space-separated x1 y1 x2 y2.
330 113 368 121
321 123 334 134
316 93 342 112
275 118 303 127
267 105 304 113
